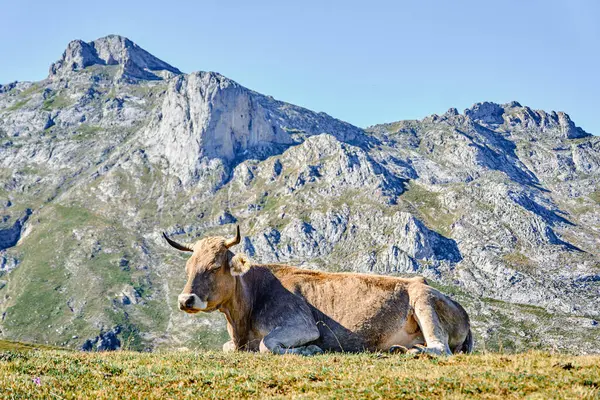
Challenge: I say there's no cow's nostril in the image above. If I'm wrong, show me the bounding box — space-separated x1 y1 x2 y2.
184 296 195 308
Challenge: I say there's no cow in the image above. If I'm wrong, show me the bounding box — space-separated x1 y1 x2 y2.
163 225 473 356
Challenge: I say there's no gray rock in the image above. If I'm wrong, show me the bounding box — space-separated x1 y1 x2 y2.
49 35 181 81
216 211 237 225
81 326 122 351
142 71 363 185
465 101 505 124
0 209 31 251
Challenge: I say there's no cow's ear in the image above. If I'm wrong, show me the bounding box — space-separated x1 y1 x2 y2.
229 254 251 276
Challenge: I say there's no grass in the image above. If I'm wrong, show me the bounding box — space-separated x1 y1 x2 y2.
0 349 598 399
502 251 534 273
127 82 168 100
85 65 120 81
0 340 65 352
0 204 159 350
74 124 103 138
42 94 72 111
1 83 42 112
399 182 459 237
16 83 42 98
4 99 30 111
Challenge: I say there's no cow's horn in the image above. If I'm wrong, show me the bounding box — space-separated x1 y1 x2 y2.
162 232 194 252
224 225 241 248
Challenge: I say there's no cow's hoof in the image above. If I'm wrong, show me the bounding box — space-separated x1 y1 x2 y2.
302 345 324 356
222 340 236 353
407 344 427 355
389 345 408 354
407 344 447 357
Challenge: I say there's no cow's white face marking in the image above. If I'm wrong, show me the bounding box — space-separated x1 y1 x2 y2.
178 293 208 312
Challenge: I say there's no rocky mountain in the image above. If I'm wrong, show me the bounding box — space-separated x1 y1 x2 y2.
49 35 181 81
0 35 598 353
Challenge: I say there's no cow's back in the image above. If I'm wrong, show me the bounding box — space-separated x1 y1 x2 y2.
269 266 423 351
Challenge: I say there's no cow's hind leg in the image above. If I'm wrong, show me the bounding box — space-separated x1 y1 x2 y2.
411 297 452 356
389 345 409 354
259 326 323 356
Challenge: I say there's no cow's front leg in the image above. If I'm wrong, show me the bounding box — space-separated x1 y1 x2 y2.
222 340 236 352
259 325 322 356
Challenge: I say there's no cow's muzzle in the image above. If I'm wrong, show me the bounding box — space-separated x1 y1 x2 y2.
178 294 207 313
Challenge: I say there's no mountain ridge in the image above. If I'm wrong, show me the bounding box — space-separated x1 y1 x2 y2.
49 34 182 81
0 36 598 353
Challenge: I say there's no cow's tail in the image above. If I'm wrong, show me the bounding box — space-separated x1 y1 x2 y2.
460 328 473 354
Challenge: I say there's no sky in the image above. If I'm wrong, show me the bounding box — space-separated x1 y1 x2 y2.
1 0 598 133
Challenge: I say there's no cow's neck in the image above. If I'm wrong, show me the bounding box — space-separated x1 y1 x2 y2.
219 272 256 350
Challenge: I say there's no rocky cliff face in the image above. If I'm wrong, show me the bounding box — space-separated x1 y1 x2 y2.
49 35 181 81
0 36 598 353
141 71 362 185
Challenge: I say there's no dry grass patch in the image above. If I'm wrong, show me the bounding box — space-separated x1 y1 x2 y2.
0 350 599 399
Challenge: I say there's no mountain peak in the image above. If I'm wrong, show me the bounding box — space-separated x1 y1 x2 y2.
49 35 181 81
462 101 590 139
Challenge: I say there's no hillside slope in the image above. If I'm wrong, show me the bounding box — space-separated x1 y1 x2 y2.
0 35 598 353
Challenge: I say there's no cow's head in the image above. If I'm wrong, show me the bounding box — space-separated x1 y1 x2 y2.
163 225 251 313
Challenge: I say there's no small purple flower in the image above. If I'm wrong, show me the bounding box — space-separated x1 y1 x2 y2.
32 377 41 385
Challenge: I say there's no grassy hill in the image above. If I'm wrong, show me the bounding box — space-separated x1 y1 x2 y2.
0 339 66 352
1 346 598 399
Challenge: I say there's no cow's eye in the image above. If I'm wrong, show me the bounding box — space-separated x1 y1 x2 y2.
206 265 220 273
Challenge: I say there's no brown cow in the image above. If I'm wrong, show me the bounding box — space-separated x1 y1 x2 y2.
163 226 473 356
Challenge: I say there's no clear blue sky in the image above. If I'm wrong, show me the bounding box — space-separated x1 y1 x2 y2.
1 0 598 133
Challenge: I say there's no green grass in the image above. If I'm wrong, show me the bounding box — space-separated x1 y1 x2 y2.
85 65 120 81
1 83 42 111
127 82 168 99
0 204 148 348
0 340 66 352
399 182 459 237
75 124 103 138
16 83 42 98
42 94 72 111
569 136 596 145
4 99 30 111
589 191 600 204
381 121 405 134
502 251 534 273
0 349 598 399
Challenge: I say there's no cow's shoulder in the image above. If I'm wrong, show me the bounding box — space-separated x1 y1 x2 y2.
406 276 428 285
